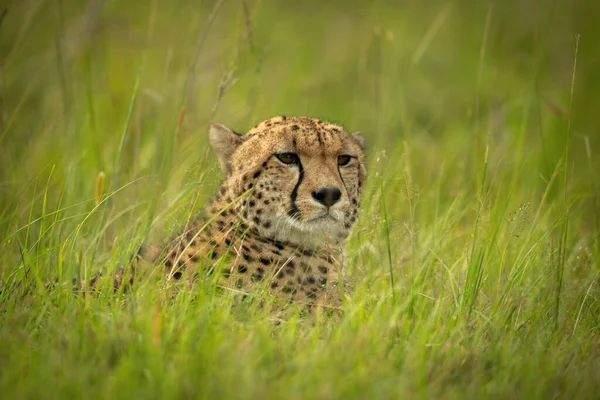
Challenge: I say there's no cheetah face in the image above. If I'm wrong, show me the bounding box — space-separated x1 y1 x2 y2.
210 116 366 248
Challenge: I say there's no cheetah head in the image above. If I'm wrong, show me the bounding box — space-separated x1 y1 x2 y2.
209 116 366 249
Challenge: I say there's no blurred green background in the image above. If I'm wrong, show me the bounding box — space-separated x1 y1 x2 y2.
1 0 599 398
2 0 599 192
2 0 599 264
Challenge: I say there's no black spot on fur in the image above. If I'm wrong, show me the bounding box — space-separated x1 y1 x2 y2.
173 271 182 280
253 170 261 179
318 266 328 274
238 265 248 273
291 125 299 131
322 255 334 263
259 258 271 266
282 286 296 294
251 272 263 282
243 253 254 262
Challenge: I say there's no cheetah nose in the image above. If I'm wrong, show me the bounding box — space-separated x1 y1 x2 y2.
312 187 342 208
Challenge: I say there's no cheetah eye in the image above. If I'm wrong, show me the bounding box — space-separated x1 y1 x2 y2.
337 155 352 166
275 153 299 165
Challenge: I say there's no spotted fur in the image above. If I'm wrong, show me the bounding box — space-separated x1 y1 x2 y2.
125 116 366 305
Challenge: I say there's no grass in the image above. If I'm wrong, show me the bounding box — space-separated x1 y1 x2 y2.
1 0 599 398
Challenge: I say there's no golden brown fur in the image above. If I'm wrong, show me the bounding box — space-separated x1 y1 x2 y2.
102 116 366 305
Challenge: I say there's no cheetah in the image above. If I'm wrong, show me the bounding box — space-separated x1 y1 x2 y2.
110 116 366 305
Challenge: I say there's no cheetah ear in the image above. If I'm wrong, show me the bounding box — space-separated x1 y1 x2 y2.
209 123 245 174
350 132 365 150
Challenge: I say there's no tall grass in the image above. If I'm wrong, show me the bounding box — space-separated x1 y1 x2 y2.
1 0 599 398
